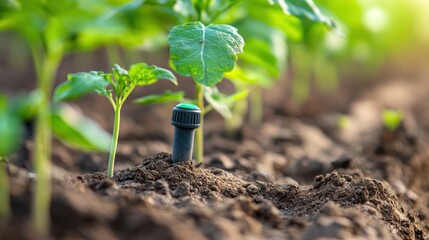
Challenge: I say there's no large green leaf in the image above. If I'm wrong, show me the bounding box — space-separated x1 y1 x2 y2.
134 90 185 105
54 71 109 101
168 21 244 87
52 103 111 152
128 63 177 86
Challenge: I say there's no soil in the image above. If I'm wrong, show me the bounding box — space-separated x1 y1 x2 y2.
1 51 429 239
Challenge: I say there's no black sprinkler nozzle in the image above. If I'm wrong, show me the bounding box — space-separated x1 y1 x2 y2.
171 103 201 163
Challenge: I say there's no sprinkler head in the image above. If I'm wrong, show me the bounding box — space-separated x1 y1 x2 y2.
171 103 201 163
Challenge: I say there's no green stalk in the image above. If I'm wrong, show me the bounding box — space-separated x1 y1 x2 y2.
31 45 60 233
34 99 51 233
0 160 10 225
196 0 204 22
107 102 122 178
194 84 204 164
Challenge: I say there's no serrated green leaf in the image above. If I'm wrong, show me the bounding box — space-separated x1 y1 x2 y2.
112 64 129 80
54 71 109 101
112 64 129 94
52 103 111 152
128 63 177 86
168 21 244 87
269 0 336 29
134 90 185 105
0 111 23 156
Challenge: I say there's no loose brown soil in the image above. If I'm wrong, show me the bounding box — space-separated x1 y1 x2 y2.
1 52 429 239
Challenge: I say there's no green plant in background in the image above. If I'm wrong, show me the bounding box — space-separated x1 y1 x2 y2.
0 95 23 225
0 91 110 225
54 63 178 178
0 0 149 232
290 0 429 102
225 19 287 127
0 95 24 162
382 109 404 132
229 4 333 123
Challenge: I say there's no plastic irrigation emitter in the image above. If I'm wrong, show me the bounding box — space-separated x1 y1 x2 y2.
171 103 201 163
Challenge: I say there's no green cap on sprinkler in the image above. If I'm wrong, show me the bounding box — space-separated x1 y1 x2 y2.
176 103 200 110
171 103 201 163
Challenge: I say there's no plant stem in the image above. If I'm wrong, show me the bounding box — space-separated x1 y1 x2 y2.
107 102 122 178
196 0 203 21
31 45 60 234
250 88 263 125
0 160 10 225
34 97 51 233
194 84 204 164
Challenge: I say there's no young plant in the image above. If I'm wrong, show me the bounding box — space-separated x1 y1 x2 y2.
382 109 404 132
54 63 178 178
0 91 110 225
168 21 245 164
163 0 338 161
1 0 147 232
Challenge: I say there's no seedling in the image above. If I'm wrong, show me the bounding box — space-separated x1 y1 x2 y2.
1 0 336 231
0 92 110 225
171 103 201 163
168 21 244 164
1 0 148 232
382 109 404 132
54 63 178 178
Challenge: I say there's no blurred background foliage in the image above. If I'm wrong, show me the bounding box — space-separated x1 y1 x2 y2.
290 0 429 101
